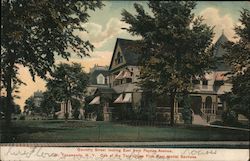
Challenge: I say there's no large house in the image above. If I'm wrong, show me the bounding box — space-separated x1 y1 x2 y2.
87 33 233 124
188 33 232 123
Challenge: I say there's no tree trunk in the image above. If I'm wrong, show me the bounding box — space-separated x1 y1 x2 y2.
0 61 2 98
65 100 68 123
5 72 12 127
170 93 176 127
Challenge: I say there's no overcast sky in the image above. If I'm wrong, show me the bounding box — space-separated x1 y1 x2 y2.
10 1 250 109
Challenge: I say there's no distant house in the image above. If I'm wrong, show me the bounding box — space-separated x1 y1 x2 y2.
87 33 235 124
33 90 43 108
89 65 110 86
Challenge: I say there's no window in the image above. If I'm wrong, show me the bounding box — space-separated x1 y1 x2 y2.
97 74 105 84
105 77 108 84
126 78 132 83
115 52 123 65
202 80 208 86
192 80 200 84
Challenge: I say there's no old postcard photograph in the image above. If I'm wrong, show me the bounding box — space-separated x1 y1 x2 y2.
1 1 249 161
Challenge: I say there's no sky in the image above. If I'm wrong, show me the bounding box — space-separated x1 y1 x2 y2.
4 1 250 110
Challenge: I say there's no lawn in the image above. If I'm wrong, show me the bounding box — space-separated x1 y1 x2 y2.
0 120 249 143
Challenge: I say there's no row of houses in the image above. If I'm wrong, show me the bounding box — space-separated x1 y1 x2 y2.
83 32 233 124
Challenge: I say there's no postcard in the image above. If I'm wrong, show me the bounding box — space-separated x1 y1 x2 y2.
1 1 249 161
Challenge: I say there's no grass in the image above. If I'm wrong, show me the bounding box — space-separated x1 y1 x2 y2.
0 120 249 143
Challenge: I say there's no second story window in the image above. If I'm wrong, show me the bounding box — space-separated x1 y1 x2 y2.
202 80 208 86
115 52 123 64
202 80 208 89
192 80 200 85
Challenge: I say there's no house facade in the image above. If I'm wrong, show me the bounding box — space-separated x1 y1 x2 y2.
109 39 142 110
87 33 233 123
85 65 114 121
189 33 232 123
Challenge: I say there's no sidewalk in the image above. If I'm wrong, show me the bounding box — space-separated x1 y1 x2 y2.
208 124 250 131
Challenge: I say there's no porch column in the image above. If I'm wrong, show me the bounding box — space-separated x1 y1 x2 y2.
60 102 64 113
201 102 205 113
68 100 72 118
201 96 206 113
63 101 66 113
211 103 213 114
213 103 216 114
174 100 178 113
65 102 67 114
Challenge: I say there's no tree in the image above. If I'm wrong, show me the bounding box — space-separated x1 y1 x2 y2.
0 96 7 120
224 8 250 119
180 94 192 124
40 91 60 117
46 63 88 121
13 104 21 115
24 96 36 115
121 1 214 126
71 98 81 120
1 0 103 125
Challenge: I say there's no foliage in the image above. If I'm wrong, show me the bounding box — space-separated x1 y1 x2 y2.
221 110 238 125
0 96 20 115
1 0 103 80
223 9 250 119
155 113 169 122
224 9 250 73
84 95 96 115
13 104 21 114
46 63 88 120
73 109 80 120
24 96 36 114
24 90 60 117
112 105 132 121
0 96 7 113
19 115 25 120
222 69 250 119
47 63 88 102
71 98 81 119
40 91 60 116
121 1 214 125
140 91 156 121
1 0 103 124
96 108 104 121
179 95 192 124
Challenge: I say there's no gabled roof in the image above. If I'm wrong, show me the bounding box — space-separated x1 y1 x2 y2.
109 38 140 70
214 32 229 58
213 33 231 71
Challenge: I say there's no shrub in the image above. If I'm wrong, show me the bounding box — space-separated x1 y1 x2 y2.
222 110 238 125
182 108 192 124
156 113 169 122
19 115 25 120
53 113 58 120
73 110 80 120
64 112 69 119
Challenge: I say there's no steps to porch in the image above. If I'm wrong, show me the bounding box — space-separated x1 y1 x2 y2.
192 114 209 126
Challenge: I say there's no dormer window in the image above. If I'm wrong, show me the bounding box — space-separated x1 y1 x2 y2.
97 74 105 84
